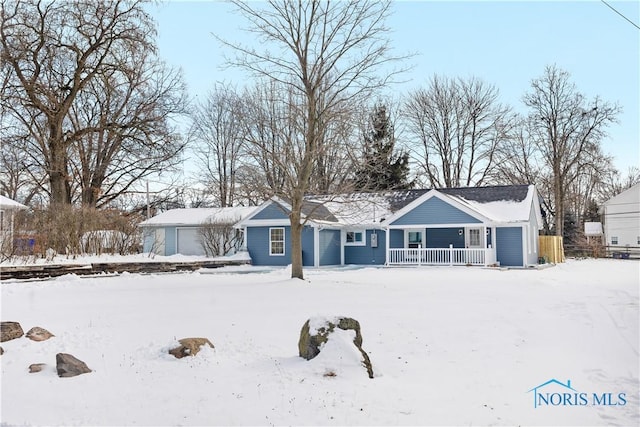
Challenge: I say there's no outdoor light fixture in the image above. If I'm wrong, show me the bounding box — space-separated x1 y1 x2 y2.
458 229 463 236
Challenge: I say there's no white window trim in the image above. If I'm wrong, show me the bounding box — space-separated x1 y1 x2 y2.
269 227 285 256
344 229 366 246
466 227 482 248
405 229 424 248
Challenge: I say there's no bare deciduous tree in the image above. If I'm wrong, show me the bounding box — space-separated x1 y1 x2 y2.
404 75 513 188
1 0 186 207
523 65 621 237
221 0 404 279
67 57 188 208
198 216 244 257
190 83 245 207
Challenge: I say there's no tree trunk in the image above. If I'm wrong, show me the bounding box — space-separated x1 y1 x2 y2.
553 161 563 237
48 126 71 205
289 208 304 280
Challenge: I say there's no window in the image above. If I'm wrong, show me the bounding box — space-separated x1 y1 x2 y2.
637 236 640 245
611 236 618 245
469 228 481 247
269 227 285 255
407 230 423 248
0 210 4 231
345 230 365 246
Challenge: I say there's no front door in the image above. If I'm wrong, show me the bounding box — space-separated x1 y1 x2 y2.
407 229 423 248
466 227 483 248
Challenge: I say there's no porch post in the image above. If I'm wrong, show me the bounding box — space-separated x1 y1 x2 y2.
449 244 453 266
340 229 345 266
242 226 248 249
384 226 389 265
483 225 488 266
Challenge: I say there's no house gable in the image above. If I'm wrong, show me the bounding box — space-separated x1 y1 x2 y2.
389 192 483 226
604 182 640 207
250 201 290 220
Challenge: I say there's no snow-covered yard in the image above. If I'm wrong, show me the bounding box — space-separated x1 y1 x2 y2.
1 258 638 426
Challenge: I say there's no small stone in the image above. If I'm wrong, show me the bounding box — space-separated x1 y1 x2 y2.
168 337 214 359
1 321 24 342
56 353 92 377
26 326 55 342
29 363 46 373
0 346 4 355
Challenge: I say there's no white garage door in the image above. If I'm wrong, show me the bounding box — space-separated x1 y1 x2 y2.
176 228 204 256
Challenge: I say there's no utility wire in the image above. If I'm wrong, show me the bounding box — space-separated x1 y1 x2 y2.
601 0 640 30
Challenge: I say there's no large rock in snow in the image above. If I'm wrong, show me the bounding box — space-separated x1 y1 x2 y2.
298 316 374 378
168 337 214 359
56 353 92 377
26 326 55 342
1 321 24 342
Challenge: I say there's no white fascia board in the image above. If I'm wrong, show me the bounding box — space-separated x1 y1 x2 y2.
382 189 492 225
530 186 544 230
240 219 292 227
235 196 291 227
386 219 530 229
382 189 439 225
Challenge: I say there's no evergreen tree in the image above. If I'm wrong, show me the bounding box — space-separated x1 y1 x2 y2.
583 200 601 222
563 210 579 245
354 104 413 191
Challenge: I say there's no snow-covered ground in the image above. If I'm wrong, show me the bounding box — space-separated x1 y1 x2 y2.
1 258 638 426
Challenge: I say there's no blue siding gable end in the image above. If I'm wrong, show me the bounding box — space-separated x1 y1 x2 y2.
391 196 481 226
251 202 290 220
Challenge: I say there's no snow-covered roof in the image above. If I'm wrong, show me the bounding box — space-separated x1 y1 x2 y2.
443 185 536 223
584 222 603 235
139 207 257 227
304 185 538 227
0 195 27 210
306 192 397 227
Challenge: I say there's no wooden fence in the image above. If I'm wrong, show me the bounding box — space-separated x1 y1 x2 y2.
538 236 565 263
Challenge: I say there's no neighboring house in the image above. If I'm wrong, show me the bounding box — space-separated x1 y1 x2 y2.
584 221 604 244
236 184 543 268
601 182 640 250
0 195 28 254
139 207 256 256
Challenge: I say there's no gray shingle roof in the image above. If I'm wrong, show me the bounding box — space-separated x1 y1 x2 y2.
319 185 530 213
300 184 534 224
439 185 530 204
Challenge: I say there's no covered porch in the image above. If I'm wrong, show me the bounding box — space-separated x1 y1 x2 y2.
385 224 497 267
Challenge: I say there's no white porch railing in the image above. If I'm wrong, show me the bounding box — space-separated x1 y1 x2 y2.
388 245 489 266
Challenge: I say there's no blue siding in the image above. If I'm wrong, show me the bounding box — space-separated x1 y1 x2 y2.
301 226 315 266
496 227 523 267
247 226 290 266
426 228 464 248
251 202 289 220
247 225 315 266
345 230 386 265
319 229 341 266
389 229 404 249
142 228 155 253
165 226 177 255
391 196 481 225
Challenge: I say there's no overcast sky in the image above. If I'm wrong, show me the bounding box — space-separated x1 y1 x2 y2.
152 1 639 174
